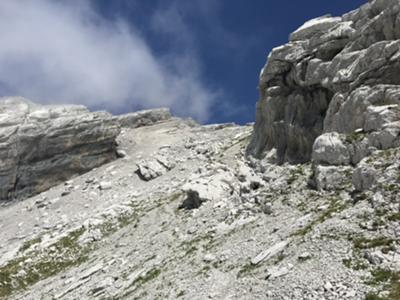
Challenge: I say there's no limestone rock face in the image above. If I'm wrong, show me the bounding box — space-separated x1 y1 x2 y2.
248 0 400 164
0 97 120 201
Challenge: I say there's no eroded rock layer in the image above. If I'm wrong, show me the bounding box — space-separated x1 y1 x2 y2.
248 0 400 164
116 108 171 128
0 97 120 201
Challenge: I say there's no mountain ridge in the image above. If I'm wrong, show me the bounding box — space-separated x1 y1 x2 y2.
1 1 400 299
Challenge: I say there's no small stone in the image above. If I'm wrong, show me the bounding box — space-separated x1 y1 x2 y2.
61 190 70 197
16 269 27 277
187 227 197 234
251 240 289 265
263 202 273 214
265 265 291 280
85 177 95 183
317 204 330 211
116 149 127 158
203 254 216 263
35 199 48 208
364 251 385 265
50 197 60 204
324 281 333 292
298 252 312 260
99 181 112 190
345 290 356 298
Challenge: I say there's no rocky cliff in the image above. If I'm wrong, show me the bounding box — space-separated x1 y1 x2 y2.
0 1 400 300
248 0 400 167
0 97 120 201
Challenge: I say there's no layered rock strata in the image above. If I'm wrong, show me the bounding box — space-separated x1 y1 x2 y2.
116 108 171 128
248 0 400 167
0 97 120 201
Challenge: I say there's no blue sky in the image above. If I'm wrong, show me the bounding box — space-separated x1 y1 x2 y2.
0 0 366 124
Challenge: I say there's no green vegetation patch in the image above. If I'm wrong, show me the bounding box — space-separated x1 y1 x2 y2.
352 236 396 250
292 197 347 237
0 227 88 298
287 166 306 185
136 268 161 285
342 258 368 271
19 236 42 253
177 290 186 297
387 213 400 222
237 261 260 278
365 293 386 300
365 268 400 300
346 132 366 144
382 184 398 192
1 191 184 299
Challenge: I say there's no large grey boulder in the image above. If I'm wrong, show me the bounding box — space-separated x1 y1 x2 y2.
247 0 400 165
312 133 350 165
0 97 120 201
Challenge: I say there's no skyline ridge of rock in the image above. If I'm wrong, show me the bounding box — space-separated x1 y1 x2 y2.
247 0 400 166
1 1 400 299
0 97 173 202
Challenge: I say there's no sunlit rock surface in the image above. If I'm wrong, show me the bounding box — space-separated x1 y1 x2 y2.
248 0 400 165
0 97 120 201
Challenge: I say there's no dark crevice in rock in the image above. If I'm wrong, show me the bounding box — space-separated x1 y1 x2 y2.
178 190 206 210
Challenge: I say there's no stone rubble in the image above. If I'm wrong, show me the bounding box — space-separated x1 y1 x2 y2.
0 1 400 300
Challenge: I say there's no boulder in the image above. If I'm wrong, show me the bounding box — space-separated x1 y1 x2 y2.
353 164 377 192
136 159 168 181
181 169 236 202
251 240 290 265
136 155 175 181
0 97 120 201
312 133 350 165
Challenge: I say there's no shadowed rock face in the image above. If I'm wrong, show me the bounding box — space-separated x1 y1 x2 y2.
248 0 400 164
0 97 120 201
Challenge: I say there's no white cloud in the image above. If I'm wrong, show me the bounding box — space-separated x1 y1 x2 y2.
0 0 216 122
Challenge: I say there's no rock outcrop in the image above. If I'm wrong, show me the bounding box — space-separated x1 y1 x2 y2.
2 2 400 300
2 113 398 300
116 108 171 128
0 97 120 201
248 0 400 166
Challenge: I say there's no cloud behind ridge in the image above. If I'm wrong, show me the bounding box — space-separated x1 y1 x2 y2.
0 0 216 122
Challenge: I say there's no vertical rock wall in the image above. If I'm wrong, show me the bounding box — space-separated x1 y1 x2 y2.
248 0 400 165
